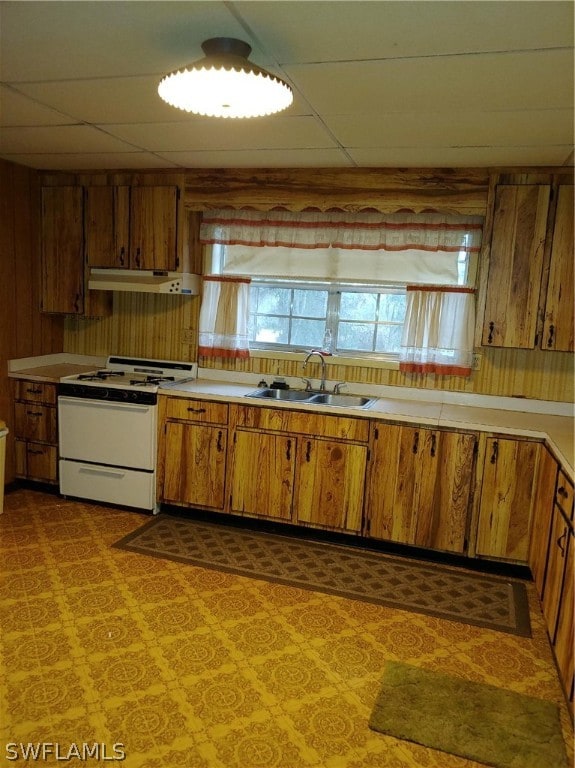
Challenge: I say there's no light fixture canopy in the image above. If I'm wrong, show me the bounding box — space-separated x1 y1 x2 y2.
158 37 293 118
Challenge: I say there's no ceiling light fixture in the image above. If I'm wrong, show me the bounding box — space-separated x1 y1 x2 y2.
158 37 293 119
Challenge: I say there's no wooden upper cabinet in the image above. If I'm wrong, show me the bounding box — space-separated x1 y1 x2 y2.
542 185 574 352
41 186 84 314
85 186 130 268
482 184 551 349
130 186 178 271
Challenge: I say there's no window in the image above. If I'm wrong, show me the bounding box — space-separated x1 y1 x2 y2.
248 281 406 355
202 210 482 360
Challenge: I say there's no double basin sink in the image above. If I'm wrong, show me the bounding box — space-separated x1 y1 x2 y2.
245 388 376 409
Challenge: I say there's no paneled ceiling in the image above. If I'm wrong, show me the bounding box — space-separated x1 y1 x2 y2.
0 1 573 171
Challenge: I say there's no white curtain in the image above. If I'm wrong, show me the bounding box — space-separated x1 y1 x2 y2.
198 276 251 359
400 286 476 376
200 208 483 253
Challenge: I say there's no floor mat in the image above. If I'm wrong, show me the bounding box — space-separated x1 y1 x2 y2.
113 514 531 637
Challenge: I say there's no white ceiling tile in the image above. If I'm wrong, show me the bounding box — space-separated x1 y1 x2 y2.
348 145 574 167
154 148 353 168
0 85 78 127
238 1 574 61
0 152 179 171
0 125 141 154
102 117 336 152
286 49 573 115
324 110 575 148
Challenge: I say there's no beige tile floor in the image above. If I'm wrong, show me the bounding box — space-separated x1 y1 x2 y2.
0 488 573 767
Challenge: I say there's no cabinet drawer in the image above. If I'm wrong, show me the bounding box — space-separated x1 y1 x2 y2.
556 471 574 520
15 380 57 405
165 397 229 424
15 440 58 483
233 404 369 442
14 403 58 443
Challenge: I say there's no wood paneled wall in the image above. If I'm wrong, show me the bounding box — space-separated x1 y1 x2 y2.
0 158 64 482
52 165 572 403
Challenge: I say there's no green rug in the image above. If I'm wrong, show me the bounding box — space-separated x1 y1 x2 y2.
369 661 568 768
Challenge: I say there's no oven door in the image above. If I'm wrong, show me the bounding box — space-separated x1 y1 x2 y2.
58 396 157 470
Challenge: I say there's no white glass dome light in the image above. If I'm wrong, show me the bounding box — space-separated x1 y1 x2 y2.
158 38 293 118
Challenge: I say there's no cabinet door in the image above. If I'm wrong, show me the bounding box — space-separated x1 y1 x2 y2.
163 422 227 510
130 186 178 271
542 507 572 638
85 186 130 268
476 438 539 561
553 526 574 709
482 185 550 348
414 430 476 554
41 186 84 314
229 430 295 520
295 438 367 533
542 185 574 352
529 447 559 595
367 423 420 544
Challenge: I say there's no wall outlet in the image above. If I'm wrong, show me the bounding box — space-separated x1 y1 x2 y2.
472 353 482 371
181 329 195 344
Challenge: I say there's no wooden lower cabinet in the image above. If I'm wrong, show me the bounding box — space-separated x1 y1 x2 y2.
163 421 227 511
529 446 559 593
553 526 574 714
13 380 59 484
475 437 540 562
229 430 295 520
365 423 476 554
295 437 367 533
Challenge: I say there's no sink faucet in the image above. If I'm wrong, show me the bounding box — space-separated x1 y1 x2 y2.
302 349 327 392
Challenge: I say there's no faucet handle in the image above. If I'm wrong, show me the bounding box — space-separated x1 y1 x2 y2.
333 381 347 394
301 378 313 391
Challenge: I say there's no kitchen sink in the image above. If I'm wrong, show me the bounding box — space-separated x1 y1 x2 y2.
308 393 376 408
246 388 314 401
245 389 376 409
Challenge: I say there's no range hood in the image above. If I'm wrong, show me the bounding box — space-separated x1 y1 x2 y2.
88 268 200 295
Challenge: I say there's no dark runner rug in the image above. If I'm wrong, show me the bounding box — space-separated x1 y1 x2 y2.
113 515 531 637
369 661 567 768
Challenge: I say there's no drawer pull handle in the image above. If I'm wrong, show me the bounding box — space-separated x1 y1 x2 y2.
557 486 569 499
26 410 43 417
430 433 437 457
557 528 568 556
187 407 206 414
26 387 42 395
412 432 419 454
27 448 44 455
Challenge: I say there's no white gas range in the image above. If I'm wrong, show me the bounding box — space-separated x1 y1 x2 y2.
58 356 197 513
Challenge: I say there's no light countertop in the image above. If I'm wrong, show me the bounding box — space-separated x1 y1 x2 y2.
8 354 574 479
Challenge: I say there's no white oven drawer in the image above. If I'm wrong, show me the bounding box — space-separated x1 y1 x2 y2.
60 459 156 511
58 396 157 470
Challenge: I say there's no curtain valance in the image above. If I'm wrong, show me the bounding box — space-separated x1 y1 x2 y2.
200 209 483 253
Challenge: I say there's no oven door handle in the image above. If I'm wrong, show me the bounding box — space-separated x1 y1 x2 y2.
79 466 126 478
58 396 152 413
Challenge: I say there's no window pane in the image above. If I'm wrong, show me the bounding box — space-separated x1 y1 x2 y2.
255 286 291 314
292 289 327 318
291 318 325 348
337 321 375 351
378 293 406 323
376 324 403 354
340 292 377 321
254 316 289 344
